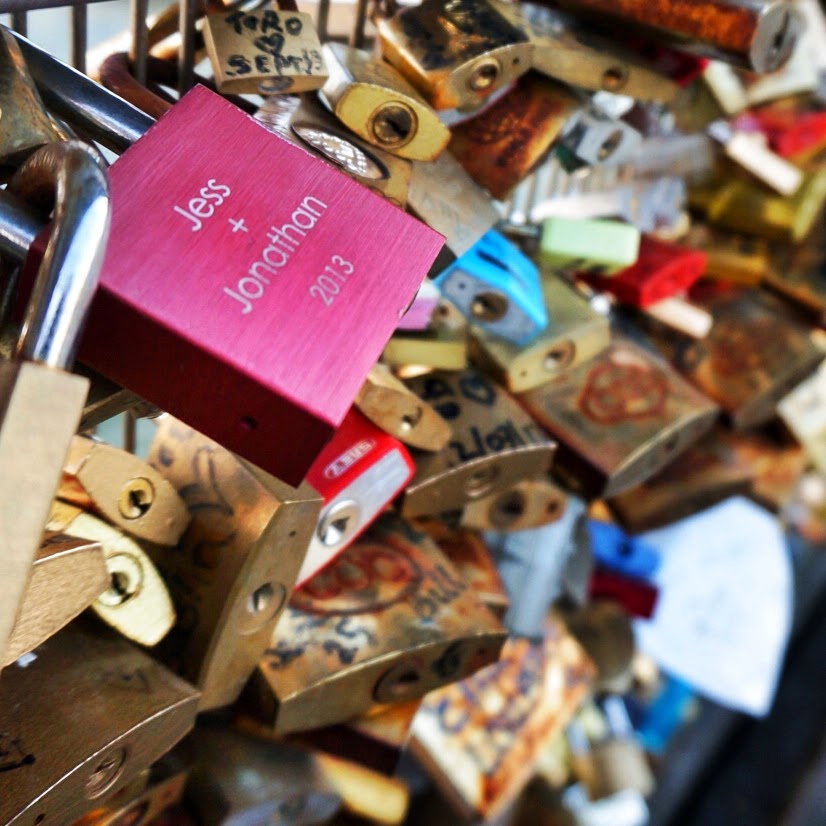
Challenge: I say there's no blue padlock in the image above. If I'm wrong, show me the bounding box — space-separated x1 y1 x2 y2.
587 519 661 580
434 229 548 345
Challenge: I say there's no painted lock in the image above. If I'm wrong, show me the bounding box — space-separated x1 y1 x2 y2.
297 407 415 586
376 0 533 111
146 416 321 711
469 272 611 394
434 229 548 345
399 368 556 516
0 621 198 826
242 512 506 734
520 338 719 498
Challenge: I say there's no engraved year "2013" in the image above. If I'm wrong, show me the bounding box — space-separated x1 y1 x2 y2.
309 256 354 306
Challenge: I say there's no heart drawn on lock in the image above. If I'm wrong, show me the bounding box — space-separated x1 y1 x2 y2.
577 351 669 425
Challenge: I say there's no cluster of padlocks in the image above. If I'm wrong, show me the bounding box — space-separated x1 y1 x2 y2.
1 0 826 822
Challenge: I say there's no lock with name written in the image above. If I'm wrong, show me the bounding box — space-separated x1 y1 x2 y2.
58 435 190 546
469 272 611 394
0 27 61 166
355 363 452 452
448 72 579 201
319 43 450 162
607 428 754 532
540 217 641 276
5 44 444 486
503 1 679 102
47 500 176 647
578 235 707 308
298 407 415 586
203 5 328 95
434 229 548 345
5 533 109 666
376 0 533 111
255 94 413 210
520 338 719 498
0 621 198 826
551 0 801 73
410 619 594 821
146 416 321 711
650 282 825 429
184 723 343 826
0 140 109 678
241 512 506 734
407 150 500 261
462 476 567 532
417 521 511 618
399 368 556 516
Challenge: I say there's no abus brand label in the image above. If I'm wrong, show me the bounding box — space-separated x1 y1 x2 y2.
75 85 445 485
324 438 376 479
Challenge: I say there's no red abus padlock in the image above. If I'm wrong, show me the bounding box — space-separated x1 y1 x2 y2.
23 84 443 485
298 408 415 585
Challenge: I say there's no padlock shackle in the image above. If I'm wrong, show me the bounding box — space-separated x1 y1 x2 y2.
9 141 110 368
9 29 154 153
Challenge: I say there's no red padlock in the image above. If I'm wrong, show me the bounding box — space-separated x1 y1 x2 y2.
579 235 707 309
298 408 415 585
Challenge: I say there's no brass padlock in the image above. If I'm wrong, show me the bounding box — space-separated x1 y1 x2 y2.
0 27 62 165
5 533 109 666
241 512 506 734
504 2 679 102
382 323 468 370
255 95 412 208
407 150 500 260
59 435 190 546
448 72 578 200
376 0 533 111
410 619 594 820
185 723 343 826
203 6 328 94
355 364 452 452
146 416 321 712
47 501 176 647
469 273 611 394
416 521 510 618
400 368 557 516
0 621 198 826
0 141 109 677
520 338 719 498
462 477 567 532
683 224 768 286
648 283 825 429
607 428 754 532
319 43 450 161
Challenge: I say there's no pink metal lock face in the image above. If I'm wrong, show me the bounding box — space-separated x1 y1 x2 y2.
77 86 444 484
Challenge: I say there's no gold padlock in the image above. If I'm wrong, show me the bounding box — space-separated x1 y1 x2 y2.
355 363 452 452
382 323 468 371
47 501 175 647
0 621 198 826
0 26 62 165
607 428 754 532
461 477 567 532
319 43 450 161
5 533 109 666
684 224 768 286
146 416 321 712
255 95 412 208
203 7 328 94
400 368 556 516
407 150 500 259
376 0 533 111
241 512 506 734
520 338 719 498
410 619 594 820
448 72 579 200
470 272 611 393
59 435 190 547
